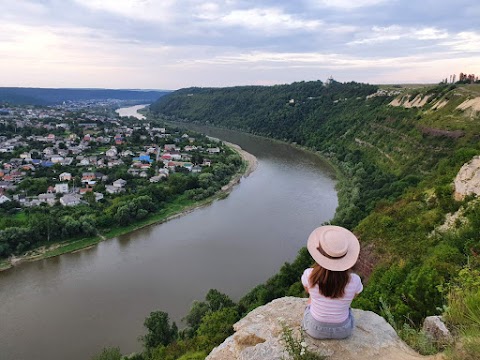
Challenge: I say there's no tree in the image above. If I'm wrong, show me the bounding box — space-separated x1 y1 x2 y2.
196 308 239 350
115 205 133 225
198 173 214 189
205 289 236 311
83 191 96 206
183 301 210 334
91 347 122 360
142 311 178 349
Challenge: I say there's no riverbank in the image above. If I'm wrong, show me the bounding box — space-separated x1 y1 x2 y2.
0 143 258 272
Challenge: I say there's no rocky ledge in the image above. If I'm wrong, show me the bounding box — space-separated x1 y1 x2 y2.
206 297 440 360
454 155 480 200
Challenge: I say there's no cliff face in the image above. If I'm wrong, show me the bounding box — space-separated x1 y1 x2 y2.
207 297 437 360
454 155 480 200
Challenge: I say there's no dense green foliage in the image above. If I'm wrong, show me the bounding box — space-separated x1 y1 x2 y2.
142 311 179 350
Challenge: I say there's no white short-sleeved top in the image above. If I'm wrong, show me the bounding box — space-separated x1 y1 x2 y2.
301 268 363 323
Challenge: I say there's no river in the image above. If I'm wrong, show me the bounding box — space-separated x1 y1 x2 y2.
115 104 149 119
0 108 338 360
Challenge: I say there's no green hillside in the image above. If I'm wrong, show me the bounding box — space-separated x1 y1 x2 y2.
136 81 480 359
0 87 170 105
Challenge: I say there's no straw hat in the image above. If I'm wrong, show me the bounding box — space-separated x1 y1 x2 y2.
307 225 360 271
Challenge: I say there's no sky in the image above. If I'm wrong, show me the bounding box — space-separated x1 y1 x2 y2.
1 0 480 89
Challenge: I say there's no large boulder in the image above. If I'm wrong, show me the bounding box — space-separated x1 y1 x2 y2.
454 155 480 200
423 316 453 346
206 297 439 360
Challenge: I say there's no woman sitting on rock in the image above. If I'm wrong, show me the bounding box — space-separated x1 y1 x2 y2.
301 225 363 339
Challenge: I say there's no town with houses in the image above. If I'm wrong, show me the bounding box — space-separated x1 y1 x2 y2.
0 103 225 208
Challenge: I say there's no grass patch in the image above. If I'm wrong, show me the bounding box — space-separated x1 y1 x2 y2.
0 258 11 271
443 266 480 360
13 212 27 223
42 236 101 258
380 298 439 355
281 324 326 360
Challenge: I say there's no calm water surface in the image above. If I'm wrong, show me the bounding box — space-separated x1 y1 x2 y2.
0 123 338 360
115 104 149 119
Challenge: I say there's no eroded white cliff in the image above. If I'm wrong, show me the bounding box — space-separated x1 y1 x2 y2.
454 155 480 200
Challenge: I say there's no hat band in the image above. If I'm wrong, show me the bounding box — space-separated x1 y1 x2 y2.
316 243 347 260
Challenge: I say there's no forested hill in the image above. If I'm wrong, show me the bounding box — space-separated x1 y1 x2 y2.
150 80 480 339
0 87 170 105
150 80 378 143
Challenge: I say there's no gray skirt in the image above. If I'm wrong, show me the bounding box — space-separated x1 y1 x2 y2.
302 306 354 339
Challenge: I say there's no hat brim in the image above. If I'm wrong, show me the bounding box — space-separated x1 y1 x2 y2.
307 225 360 271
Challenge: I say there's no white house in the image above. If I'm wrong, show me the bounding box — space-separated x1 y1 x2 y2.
59 172 72 181
113 178 127 188
149 174 167 183
0 194 11 204
207 147 221 154
158 168 169 176
105 185 123 194
62 157 74 166
20 152 31 160
169 152 182 161
38 193 56 206
121 150 134 157
106 147 118 158
54 183 69 194
60 194 81 206
43 147 54 155
51 155 64 164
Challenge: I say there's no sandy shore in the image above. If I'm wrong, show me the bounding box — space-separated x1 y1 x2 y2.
225 141 258 177
0 143 258 272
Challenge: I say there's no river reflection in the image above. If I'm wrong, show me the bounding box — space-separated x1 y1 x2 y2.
0 125 337 360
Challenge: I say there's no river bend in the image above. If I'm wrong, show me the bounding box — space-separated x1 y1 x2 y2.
0 122 337 360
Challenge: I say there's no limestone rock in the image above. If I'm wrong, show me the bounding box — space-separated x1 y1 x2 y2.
423 316 453 345
456 97 480 112
206 297 436 360
454 155 480 200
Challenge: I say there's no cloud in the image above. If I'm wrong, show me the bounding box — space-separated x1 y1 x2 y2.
348 26 449 45
72 0 177 22
1 0 479 88
441 31 480 53
213 8 322 33
309 0 390 10
185 50 436 70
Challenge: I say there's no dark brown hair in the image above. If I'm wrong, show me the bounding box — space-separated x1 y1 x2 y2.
309 263 350 299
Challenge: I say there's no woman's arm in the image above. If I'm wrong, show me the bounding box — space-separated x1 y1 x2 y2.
304 286 311 304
